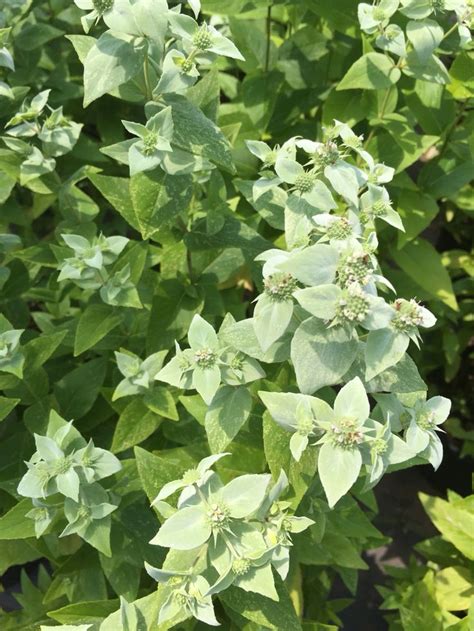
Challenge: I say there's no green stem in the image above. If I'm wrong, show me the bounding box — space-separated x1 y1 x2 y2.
186 248 194 283
143 54 152 102
442 19 461 42
265 4 272 72
221 530 239 557
186 47 199 66
176 216 195 282
148 56 161 74
438 98 470 157
195 485 208 505
96 268 109 285
364 57 403 149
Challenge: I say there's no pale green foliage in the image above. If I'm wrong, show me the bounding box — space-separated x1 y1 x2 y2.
56 233 141 307
17 411 121 555
148 462 313 623
355 0 472 88
113 349 167 400
2 89 82 183
156 313 265 404
380 490 474 628
261 377 418 506
122 106 174 175
0 0 463 628
0 315 24 378
243 125 435 392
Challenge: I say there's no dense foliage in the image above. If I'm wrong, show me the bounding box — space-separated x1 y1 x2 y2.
0 0 472 629
380 490 473 629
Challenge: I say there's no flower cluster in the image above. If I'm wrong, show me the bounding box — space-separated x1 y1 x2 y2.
147 455 313 626
121 106 174 176
0 316 24 378
358 0 472 80
83 1 245 176
245 124 436 381
17 411 121 552
56 232 142 308
261 377 449 505
156 314 265 404
112 349 168 400
2 90 82 185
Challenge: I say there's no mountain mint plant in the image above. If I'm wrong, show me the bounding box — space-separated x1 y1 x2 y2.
156 313 265 404
0 316 24 377
147 458 313 622
17 411 121 555
0 0 466 628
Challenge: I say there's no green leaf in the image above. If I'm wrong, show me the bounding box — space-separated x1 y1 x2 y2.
15 22 63 51
0 171 15 204
54 358 107 419
365 329 409 381
0 499 36 540
291 317 358 393
370 118 439 173
184 215 271 261
0 395 20 422
187 65 220 122
66 34 95 64
321 532 368 570
236 562 279 601
448 52 474 100
193 364 221 405
188 313 219 349
364 354 427 394
289 432 309 461
129 170 193 239
150 505 210 550
253 296 294 352
88 173 139 232
399 572 445 631
134 446 187 503
263 412 317 510
24 330 67 371
419 159 474 199
74 304 122 356
419 493 474 560
294 285 340 320
397 190 439 247
334 377 369 423
219 318 291 364
83 32 146 106
163 93 235 172
406 19 443 64
47 599 119 624
337 53 401 90
81 516 113 557
100 592 161 631
0 539 41 575
235 179 285 230
111 399 162 454
433 566 474 611
318 443 362 508
222 473 271 518
403 52 449 85
147 279 204 352
220 573 302 631
314 0 359 31
143 387 178 421
280 245 339 286
391 238 458 311
205 385 252 452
